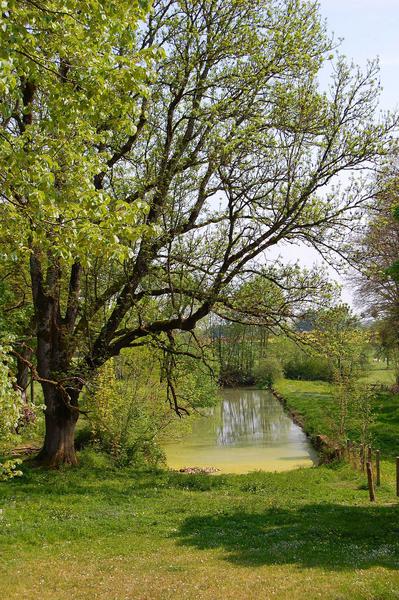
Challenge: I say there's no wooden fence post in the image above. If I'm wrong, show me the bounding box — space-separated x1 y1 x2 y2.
376 450 381 487
366 461 376 502
367 445 372 464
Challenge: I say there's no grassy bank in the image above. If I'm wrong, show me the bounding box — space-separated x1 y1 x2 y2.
1 453 399 600
274 372 399 458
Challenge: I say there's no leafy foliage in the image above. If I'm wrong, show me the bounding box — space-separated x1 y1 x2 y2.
253 356 284 388
0 0 154 263
0 459 22 482
83 345 219 466
305 306 369 380
284 353 333 382
0 342 22 449
0 341 25 480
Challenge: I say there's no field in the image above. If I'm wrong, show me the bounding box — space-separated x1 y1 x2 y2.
0 451 399 600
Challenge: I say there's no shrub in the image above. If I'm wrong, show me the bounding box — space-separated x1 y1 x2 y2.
84 357 169 467
253 356 284 387
284 354 333 381
83 345 219 467
0 342 23 450
0 459 22 481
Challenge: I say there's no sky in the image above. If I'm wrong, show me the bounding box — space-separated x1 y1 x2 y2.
275 0 399 306
320 0 399 112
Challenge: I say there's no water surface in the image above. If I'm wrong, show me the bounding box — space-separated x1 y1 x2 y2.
164 388 317 474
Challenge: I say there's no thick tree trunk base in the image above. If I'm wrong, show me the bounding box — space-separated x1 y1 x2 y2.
35 412 79 467
35 446 78 468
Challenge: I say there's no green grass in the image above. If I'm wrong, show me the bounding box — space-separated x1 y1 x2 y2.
359 365 396 386
1 452 399 600
275 366 399 458
369 392 399 457
274 378 335 440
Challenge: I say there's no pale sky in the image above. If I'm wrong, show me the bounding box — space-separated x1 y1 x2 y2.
275 1 399 306
320 0 399 112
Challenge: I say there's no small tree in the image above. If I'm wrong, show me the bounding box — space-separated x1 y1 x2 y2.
307 305 368 440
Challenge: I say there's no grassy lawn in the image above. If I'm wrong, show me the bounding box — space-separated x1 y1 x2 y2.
1 452 399 600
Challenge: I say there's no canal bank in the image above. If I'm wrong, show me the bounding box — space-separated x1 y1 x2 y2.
271 384 341 463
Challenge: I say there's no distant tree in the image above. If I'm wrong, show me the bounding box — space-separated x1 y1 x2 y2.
310 305 367 379
0 0 395 465
353 166 399 381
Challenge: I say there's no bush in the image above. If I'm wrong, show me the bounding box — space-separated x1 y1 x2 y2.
83 345 219 467
253 356 284 387
0 459 22 481
219 365 255 387
74 426 94 450
84 357 169 467
0 342 23 451
284 354 333 381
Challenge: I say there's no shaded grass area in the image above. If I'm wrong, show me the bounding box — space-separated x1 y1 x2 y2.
275 371 399 457
178 503 399 569
1 453 399 599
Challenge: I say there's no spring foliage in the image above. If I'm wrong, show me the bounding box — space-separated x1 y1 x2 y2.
0 0 154 263
84 346 219 466
0 342 23 479
0 343 22 445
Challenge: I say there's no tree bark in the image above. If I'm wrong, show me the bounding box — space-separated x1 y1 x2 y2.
36 383 79 467
30 253 82 467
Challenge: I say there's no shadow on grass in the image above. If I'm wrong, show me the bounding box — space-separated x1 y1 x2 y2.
2 466 232 498
176 503 399 571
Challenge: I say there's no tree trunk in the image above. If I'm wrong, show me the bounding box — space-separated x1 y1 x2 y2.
30 254 84 467
36 384 80 467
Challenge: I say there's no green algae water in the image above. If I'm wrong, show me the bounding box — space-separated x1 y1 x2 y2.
163 388 318 474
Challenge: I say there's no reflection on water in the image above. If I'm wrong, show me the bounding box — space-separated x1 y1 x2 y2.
217 390 295 446
163 389 318 474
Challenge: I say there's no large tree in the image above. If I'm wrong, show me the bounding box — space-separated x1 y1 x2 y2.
0 0 395 465
1 0 154 464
